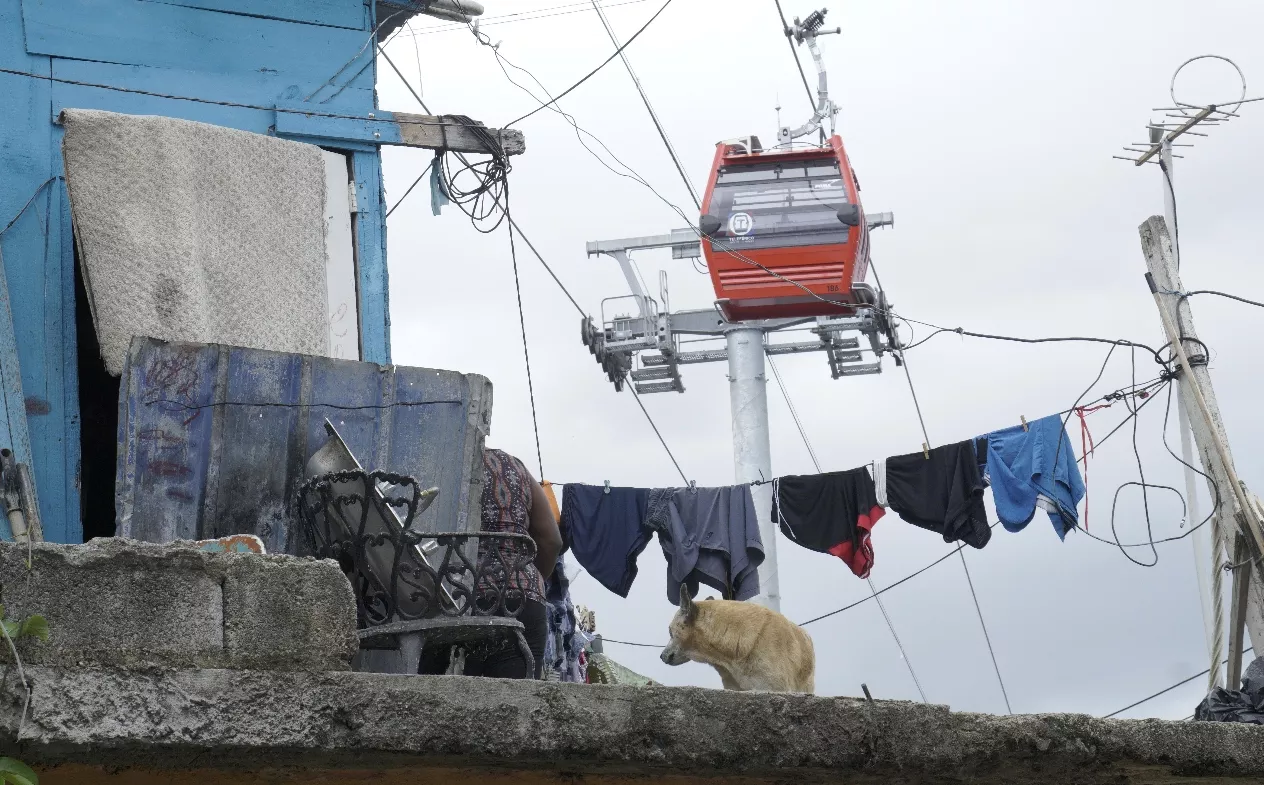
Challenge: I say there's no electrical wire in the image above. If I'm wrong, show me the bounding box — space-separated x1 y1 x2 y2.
590 0 708 277
591 0 700 210
386 159 434 218
376 43 688 485
304 6 415 103
0 66 496 134
503 0 678 127
1103 647 1253 719
403 0 650 36
377 46 586 317
506 201 546 479
1181 289 1264 311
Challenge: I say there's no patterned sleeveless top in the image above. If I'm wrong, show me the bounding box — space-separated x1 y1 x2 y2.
479 449 545 605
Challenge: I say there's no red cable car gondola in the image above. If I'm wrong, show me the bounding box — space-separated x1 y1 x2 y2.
699 133 872 323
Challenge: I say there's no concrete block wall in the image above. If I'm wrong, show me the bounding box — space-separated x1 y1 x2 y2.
0 539 357 671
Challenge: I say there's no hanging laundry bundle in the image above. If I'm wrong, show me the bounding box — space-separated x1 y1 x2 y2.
772 467 883 578
557 482 763 605
881 439 992 549
559 485 652 598
982 415 1085 540
648 485 763 605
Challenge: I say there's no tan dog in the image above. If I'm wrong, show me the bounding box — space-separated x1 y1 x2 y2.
660 584 815 693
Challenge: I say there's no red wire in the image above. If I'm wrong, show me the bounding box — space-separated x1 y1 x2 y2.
1074 404 1110 530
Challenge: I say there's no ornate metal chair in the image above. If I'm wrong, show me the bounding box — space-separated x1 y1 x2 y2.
296 468 536 676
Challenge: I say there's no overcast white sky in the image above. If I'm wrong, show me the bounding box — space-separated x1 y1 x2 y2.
376 0 1264 718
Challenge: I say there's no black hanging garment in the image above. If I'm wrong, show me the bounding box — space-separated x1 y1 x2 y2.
772 467 884 578
884 440 991 549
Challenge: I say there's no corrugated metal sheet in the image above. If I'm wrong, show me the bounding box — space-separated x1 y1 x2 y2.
115 337 492 554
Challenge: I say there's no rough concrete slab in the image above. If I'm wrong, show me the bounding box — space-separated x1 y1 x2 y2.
0 539 356 671
1 665 1262 783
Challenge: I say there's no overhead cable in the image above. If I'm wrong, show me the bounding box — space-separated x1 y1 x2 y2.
503 0 678 127
403 0 650 36
377 44 687 482
1104 647 1253 719
867 258 1012 714
591 0 700 209
765 353 928 703
771 0 817 110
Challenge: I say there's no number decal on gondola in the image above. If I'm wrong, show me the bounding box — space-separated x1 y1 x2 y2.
728 212 753 236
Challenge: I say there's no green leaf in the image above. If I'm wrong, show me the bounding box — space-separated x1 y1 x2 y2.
0 757 38 785
0 621 18 640
18 616 48 642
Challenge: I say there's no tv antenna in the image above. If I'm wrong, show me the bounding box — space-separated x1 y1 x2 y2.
1117 54 1263 694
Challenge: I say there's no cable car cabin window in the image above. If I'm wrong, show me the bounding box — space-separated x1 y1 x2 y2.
709 160 850 250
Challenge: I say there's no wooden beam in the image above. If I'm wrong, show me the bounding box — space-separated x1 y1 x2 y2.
393 112 525 156
274 103 525 156
1227 533 1251 688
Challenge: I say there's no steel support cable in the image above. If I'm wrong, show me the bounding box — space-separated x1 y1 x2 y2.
765 353 928 703
377 45 688 481
866 256 1014 714
590 0 699 210
771 0 817 110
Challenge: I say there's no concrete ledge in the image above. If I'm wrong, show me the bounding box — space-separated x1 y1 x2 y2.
1 666 1262 783
0 539 357 671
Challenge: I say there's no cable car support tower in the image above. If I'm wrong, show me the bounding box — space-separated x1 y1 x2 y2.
579 9 896 613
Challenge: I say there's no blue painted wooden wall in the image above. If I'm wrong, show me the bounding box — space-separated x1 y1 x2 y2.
0 0 399 543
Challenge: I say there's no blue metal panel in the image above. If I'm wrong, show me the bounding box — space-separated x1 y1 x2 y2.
142 0 369 30
116 338 492 552
353 150 391 364
21 0 376 92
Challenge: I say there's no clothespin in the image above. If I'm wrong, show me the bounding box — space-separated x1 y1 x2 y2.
688 480 697 493
1020 415 1029 432
603 480 611 495
922 443 929 459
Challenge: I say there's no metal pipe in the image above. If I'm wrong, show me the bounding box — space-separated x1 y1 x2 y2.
1162 141 1224 690
726 327 779 612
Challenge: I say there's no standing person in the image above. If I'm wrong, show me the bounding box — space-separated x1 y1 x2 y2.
463 448 562 679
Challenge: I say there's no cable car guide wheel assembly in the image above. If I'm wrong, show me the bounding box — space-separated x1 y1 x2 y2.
582 7 899 395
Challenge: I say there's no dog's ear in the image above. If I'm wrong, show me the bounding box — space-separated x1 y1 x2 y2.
679 583 698 623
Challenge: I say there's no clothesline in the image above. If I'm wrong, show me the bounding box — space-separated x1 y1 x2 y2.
547 410 1094 621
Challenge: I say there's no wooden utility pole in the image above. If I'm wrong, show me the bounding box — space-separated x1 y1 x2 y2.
1139 216 1264 685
